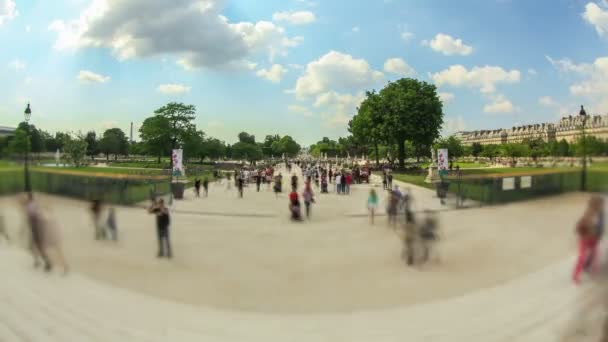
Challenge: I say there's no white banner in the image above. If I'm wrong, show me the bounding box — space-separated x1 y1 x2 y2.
172 149 183 177
437 148 449 171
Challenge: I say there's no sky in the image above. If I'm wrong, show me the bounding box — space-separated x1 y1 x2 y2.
0 0 607 145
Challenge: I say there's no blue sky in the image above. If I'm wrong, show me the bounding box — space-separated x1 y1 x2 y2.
0 0 607 145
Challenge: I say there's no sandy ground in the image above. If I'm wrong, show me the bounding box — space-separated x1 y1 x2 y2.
0 165 593 315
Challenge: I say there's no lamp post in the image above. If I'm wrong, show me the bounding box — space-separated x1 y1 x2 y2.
579 105 587 191
24 103 32 193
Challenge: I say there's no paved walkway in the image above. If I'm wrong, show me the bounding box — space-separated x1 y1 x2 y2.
0 164 605 340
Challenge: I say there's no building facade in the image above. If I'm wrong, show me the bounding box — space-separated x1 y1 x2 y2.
0 126 16 138
455 113 608 146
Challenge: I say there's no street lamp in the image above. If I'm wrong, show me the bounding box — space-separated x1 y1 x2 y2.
579 105 587 191
24 103 32 193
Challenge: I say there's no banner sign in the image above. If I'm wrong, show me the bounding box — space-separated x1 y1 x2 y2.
437 149 449 176
172 149 183 177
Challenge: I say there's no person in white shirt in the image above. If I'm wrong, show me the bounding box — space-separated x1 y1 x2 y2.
335 173 342 194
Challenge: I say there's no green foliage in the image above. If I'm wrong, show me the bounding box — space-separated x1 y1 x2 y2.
471 143 483 158
84 131 98 159
99 128 129 160
500 143 530 162
61 135 88 167
204 138 227 160
231 141 262 162
271 135 301 158
238 132 256 144
153 102 197 148
139 115 172 161
436 136 464 161
349 78 444 167
8 128 29 154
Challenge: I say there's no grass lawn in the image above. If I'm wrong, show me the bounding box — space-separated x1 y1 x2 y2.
392 173 434 190
32 166 166 176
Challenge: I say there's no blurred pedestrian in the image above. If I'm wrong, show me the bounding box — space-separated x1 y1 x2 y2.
148 199 172 259
194 178 201 198
237 177 244 198
23 194 52 271
302 182 315 219
203 177 209 197
289 189 302 221
106 207 118 241
345 173 352 195
256 173 262 192
90 199 105 240
367 189 378 225
573 196 603 284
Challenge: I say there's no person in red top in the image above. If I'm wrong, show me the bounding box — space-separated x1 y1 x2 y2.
289 190 302 221
345 173 353 195
572 196 603 284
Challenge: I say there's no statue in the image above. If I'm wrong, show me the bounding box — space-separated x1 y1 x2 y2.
425 148 438 184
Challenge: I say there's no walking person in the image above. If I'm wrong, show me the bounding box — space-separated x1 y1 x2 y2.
345 173 353 195
388 172 393 190
367 189 378 225
148 199 172 259
341 173 347 194
329 169 333 184
23 194 51 271
572 196 603 284
256 173 262 192
291 174 298 192
194 178 201 198
289 189 302 221
302 182 315 219
106 207 118 241
274 174 283 197
202 177 209 197
335 172 342 194
382 172 387 190
237 177 244 198
90 199 105 240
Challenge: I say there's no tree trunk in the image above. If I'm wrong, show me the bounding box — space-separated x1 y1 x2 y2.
398 140 405 169
114 154 118 161
106 153 109 162
157 153 161 164
374 141 379 166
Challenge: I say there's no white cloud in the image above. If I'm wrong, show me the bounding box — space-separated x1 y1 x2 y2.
0 0 18 26
351 26 360 33
383 57 416 77
157 83 191 94
431 65 520 93
256 64 287 83
568 56 608 109
483 95 514 113
294 50 383 99
439 92 455 104
528 68 537 75
288 63 303 69
539 96 557 107
443 116 466 136
401 31 414 42
426 33 473 56
288 105 313 117
49 0 301 70
25 25 31 33
77 70 110 83
546 55 592 74
315 91 364 126
272 11 316 25
583 2 608 37
9 59 25 70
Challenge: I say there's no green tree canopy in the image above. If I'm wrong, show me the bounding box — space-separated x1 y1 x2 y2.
99 128 129 161
84 131 98 160
139 115 172 163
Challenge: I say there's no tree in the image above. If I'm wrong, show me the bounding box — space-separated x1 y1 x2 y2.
153 102 197 149
61 135 88 167
436 136 464 161
139 115 172 163
84 131 98 160
231 142 262 163
501 143 530 164
271 135 301 158
7 127 29 155
263 134 281 157
238 132 256 145
480 144 500 161
523 138 546 162
557 139 570 157
471 142 483 158
182 129 206 161
99 128 129 161
204 138 226 160
351 91 384 165
377 78 443 168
